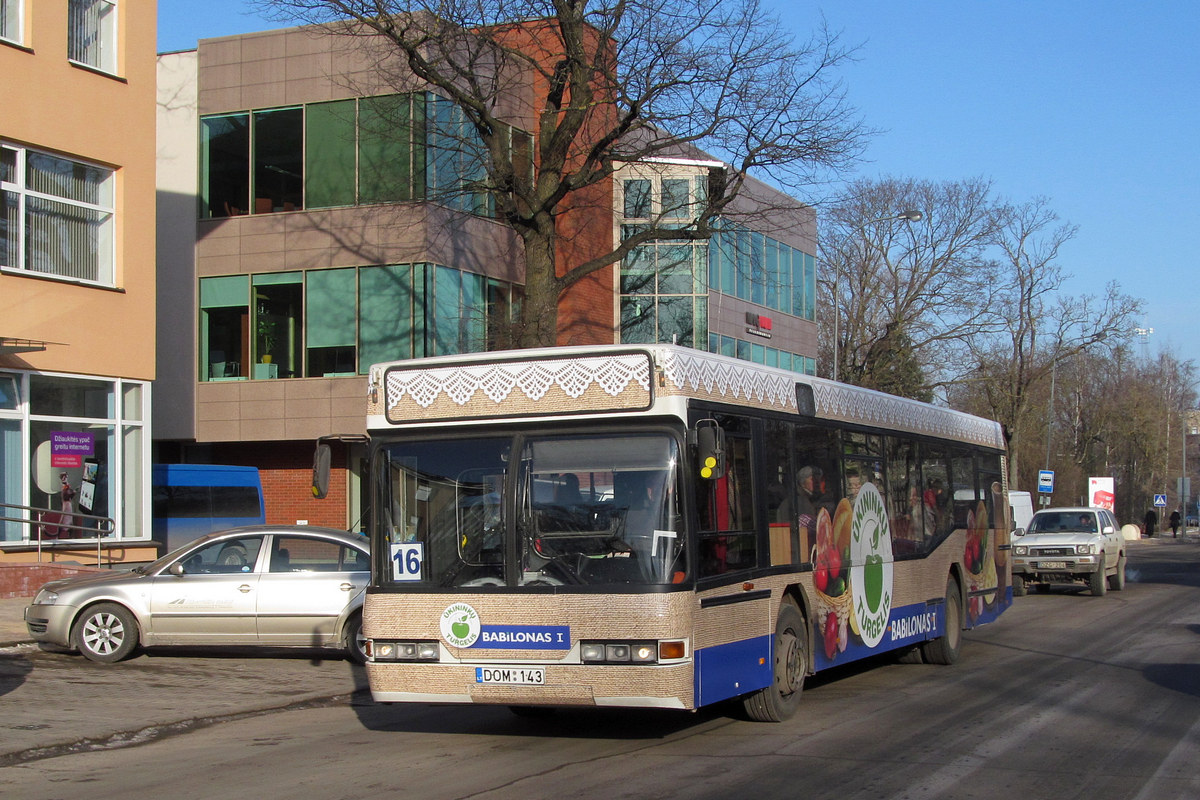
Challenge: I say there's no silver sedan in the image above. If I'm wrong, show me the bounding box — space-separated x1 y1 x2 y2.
23 526 369 663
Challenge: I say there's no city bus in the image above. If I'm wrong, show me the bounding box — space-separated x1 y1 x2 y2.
356 345 1011 721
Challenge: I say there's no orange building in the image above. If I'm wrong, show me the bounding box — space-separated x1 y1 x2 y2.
1 0 158 564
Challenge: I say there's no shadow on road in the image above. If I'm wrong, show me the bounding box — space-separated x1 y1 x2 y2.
1143 663 1200 699
353 698 733 740
0 649 34 698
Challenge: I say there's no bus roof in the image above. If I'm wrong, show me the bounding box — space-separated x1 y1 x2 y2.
367 344 1005 450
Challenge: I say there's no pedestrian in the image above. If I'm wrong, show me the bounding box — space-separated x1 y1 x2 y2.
1144 509 1157 538
1169 509 1181 538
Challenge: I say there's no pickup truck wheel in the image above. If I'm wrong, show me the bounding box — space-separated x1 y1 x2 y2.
920 579 962 666
1107 553 1126 591
1089 560 1107 596
1012 575 1027 597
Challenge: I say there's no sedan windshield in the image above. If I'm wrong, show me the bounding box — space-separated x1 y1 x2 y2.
375 432 686 588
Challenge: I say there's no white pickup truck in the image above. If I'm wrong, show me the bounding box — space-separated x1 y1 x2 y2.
1011 506 1127 596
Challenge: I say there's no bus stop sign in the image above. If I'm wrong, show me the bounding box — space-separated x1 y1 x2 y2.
1038 470 1055 493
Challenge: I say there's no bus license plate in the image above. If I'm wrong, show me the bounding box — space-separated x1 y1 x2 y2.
476 667 545 685
1038 561 1067 569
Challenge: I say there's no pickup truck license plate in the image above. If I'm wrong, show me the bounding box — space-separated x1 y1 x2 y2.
476 667 545 685
1038 561 1067 569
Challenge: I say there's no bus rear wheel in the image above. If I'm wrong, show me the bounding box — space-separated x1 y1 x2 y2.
920 579 962 666
744 599 806 722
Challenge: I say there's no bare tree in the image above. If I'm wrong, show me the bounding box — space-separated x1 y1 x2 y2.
255 0 869 347
954 198 1143 488
818 176 1001 397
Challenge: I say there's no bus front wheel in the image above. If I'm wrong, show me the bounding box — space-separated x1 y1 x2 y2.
744 599 806 722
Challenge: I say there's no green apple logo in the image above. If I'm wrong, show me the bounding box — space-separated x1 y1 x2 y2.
864 553 884 613
850 483 893 649
440 603 480 647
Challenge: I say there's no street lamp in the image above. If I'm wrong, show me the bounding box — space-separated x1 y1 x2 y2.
831 210 923 383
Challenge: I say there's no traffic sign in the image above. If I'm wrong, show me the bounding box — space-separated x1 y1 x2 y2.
1154 494 1167 507
1038 470 1055 493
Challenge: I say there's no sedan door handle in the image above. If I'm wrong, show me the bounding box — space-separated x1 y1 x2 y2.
340 583 359 592
238 584 253 593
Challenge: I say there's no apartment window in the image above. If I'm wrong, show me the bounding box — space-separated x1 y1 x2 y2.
619 225 708 349
305 269 354 376
201 266 512 381
68 0 117 74
201 110 305 218
1 144 115 285
623 180 651 219
200 114 250 217
1 0 22 44
199 275 249 380
253 108 303 213
709 224 815 321
661 179 690 219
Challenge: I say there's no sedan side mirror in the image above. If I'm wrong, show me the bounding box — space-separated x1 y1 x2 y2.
169 562 186 577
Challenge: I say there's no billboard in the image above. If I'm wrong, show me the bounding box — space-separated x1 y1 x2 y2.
1088 477 1115 510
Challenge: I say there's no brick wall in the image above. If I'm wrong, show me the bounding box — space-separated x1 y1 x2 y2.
209 442 352 530
0 564 107 599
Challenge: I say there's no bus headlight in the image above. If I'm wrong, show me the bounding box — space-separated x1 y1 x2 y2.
581 640 687 664
368 640 439 661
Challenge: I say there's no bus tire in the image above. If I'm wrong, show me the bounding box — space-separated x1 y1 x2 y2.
921 579 961 666
743 599 806 722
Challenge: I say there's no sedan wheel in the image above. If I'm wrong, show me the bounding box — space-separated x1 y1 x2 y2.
345 612 367 664
74 603 139 663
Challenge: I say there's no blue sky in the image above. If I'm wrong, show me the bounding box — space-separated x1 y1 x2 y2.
158 0 1200 366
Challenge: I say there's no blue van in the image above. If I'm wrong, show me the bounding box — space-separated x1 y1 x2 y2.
151 464 265 552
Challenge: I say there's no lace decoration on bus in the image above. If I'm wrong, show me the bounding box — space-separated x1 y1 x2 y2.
386 353 651 409
659 349 797 410
811 381 1004 448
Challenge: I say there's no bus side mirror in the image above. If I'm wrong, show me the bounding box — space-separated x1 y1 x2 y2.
695 420 726 480
312 442 331 499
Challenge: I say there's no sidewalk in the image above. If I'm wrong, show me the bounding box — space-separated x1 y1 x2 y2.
0 595 33 647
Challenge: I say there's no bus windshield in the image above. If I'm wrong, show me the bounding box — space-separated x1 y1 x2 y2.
375 432 685 588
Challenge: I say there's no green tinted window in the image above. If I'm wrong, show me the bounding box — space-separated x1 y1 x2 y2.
359 264 414 368
359 95 413 203
306 100 356 208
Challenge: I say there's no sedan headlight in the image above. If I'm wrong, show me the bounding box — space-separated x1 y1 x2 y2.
34 589 60 605
1014 545 1028 556
1076 543 1096 555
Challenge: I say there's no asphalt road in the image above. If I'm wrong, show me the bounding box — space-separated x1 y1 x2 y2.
2 537 1198 800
